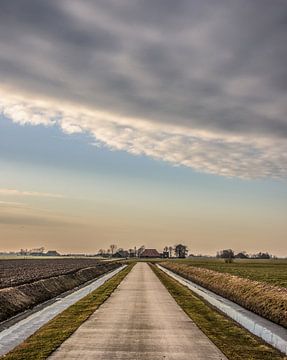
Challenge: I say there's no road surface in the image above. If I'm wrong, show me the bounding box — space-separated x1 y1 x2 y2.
49 262 227 360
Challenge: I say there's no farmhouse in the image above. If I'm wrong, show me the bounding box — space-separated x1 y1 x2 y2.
140 248 160 258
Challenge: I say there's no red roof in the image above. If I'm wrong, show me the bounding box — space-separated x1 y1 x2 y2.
140 249 160 258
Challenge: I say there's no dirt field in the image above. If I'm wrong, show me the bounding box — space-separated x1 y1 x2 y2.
0 258 109 288
0 259 120 322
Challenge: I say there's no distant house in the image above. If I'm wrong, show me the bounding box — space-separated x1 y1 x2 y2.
113 250 129 258
140 248 160 258
29 252 44 256
45 250 60 256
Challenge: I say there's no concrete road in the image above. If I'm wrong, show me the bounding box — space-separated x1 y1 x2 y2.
49 263 227 360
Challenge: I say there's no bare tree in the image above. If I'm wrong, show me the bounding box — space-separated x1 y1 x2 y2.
110 244 117 257
137 245 145 258
98 248 105 256
168 246 173 258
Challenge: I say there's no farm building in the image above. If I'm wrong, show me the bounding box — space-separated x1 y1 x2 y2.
140 249 160 258
113 250 129 258
45 250 60 256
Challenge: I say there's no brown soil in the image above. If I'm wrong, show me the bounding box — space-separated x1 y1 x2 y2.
0 262 120 322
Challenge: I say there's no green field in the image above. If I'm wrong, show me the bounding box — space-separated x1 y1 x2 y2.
167 259 287 288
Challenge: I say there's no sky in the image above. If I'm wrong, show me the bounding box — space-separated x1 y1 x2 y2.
0 0 287 255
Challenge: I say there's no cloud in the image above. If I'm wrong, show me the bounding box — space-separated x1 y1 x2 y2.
1 91 286 179
0 210 80 227
0 201 26 207
0 188 64 199
0 198 83 227
0 0 287 179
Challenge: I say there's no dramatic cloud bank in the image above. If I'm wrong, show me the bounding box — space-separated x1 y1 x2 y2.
0 0 287 178
1 92 286 179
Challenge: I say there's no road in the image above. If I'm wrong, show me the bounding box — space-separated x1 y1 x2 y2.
49 262 227 360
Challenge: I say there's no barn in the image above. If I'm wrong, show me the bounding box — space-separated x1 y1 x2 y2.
140 249 160 258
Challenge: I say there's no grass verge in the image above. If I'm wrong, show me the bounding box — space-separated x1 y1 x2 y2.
151 264 286 360
2 264 134 360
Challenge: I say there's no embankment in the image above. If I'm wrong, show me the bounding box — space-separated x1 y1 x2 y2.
161 262 287 328
0 262 120 322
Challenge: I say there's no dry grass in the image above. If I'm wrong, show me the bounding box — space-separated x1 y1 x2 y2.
161 262 287 328
151 264 286 360
172 258 287 288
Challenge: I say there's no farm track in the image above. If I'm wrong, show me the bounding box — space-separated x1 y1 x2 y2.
49 262 227 360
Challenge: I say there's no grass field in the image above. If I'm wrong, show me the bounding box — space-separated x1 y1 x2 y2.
168 258 287 288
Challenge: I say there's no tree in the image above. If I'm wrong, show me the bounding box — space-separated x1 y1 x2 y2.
163 246 169 258
169 246 173 258
254 252 271 259
98 249 105 256
174 244 188 258
217 249 235 259
137 245 145 258
109 244 117 257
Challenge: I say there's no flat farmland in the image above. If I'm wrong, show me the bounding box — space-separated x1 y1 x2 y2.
1 262 286 360
0 258 110 288
171 259 287 288
162 259 287 328
0 258 120 323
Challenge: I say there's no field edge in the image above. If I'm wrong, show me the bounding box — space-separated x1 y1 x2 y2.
150 263 285 360
1 264 134 360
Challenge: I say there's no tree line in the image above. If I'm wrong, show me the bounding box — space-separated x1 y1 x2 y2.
216 249 274 260
97 243 189 258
